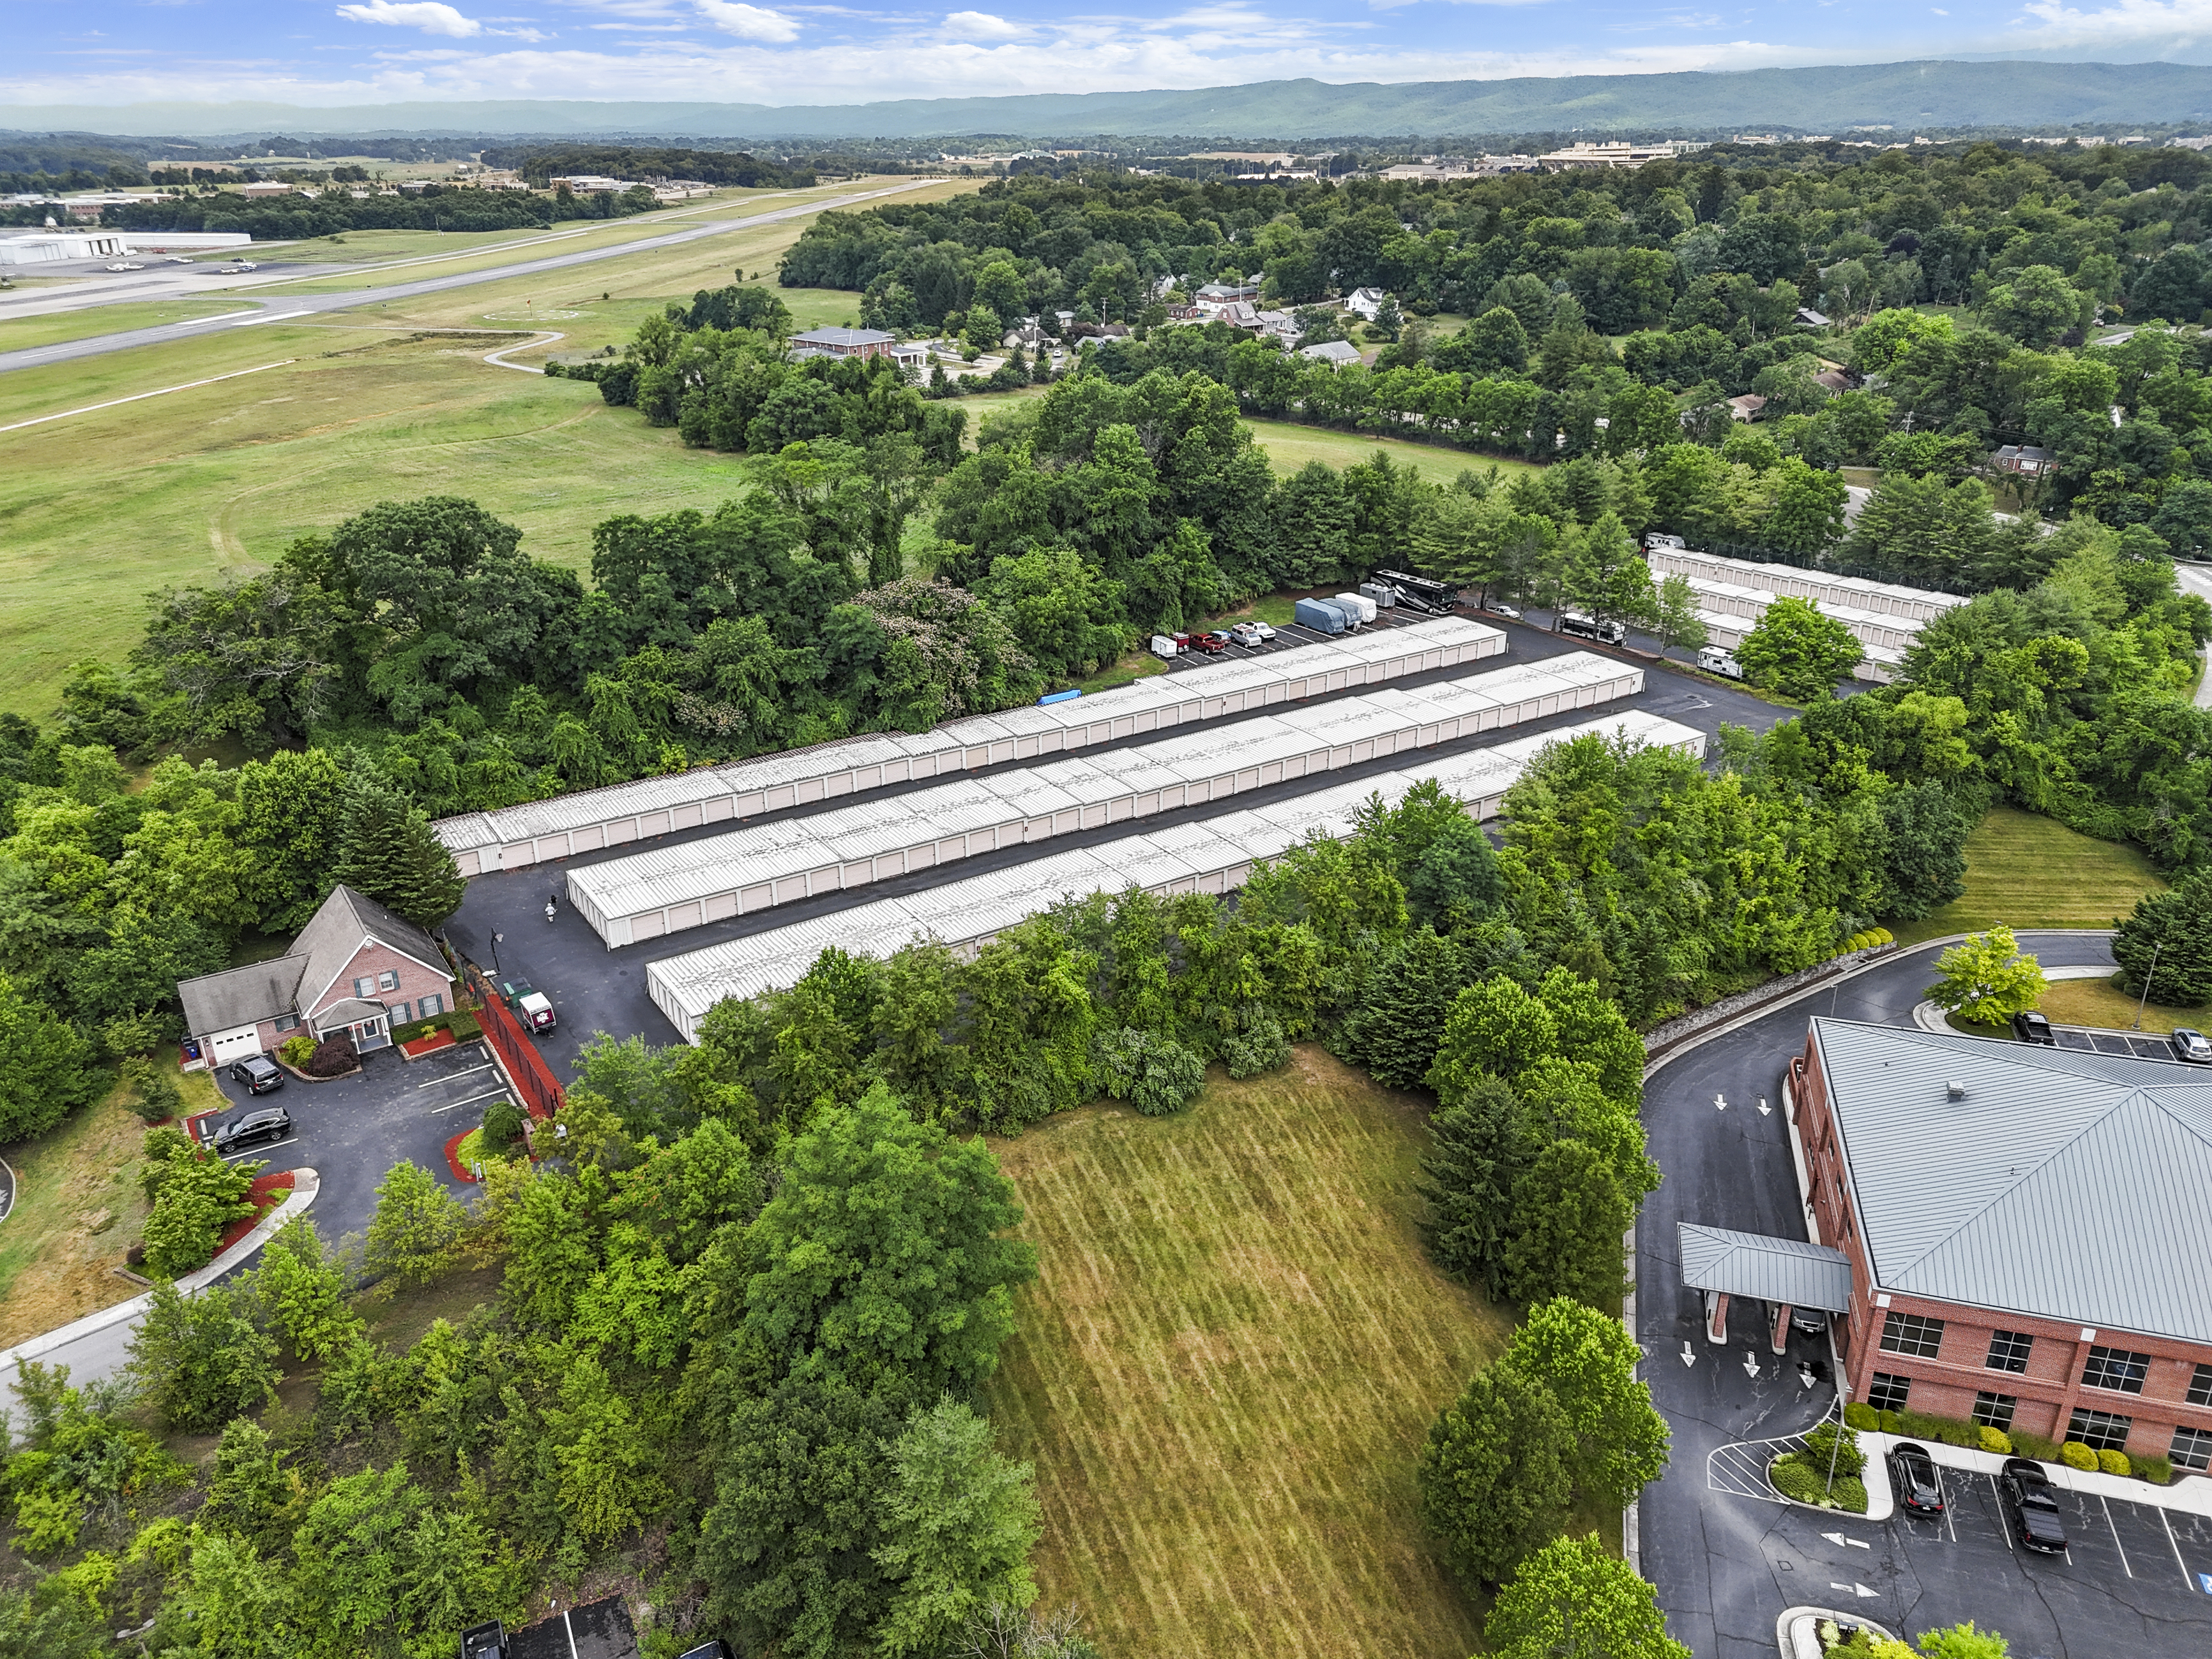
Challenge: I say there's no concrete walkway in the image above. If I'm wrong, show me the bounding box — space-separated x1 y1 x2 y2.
0 1168 319 1407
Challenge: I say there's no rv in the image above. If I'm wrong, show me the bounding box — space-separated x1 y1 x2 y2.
1696 645 1745 679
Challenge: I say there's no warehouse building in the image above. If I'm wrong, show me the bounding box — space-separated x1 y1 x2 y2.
432 616 1506 876
1645 546 1964 684
1791 1018 2212 1470
568 653 1638 947
645 709 1704 1039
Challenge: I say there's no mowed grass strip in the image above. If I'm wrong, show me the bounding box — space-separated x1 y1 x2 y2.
1891 805 2169 945
1243 416 1538 486
0 299 263 352
988 1046 1502 1659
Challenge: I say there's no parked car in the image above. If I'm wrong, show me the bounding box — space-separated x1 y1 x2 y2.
216 261 258 273
2012 1009 2057 1046
1487 603 1522 620
1999 1457 2068 1554
499 977 558 1033
1645 532 1688 552
228 1053 286 1095
1791 1307 1829 1336
2172 1027 2212 1065
1206 629 1239 649
1186 630 1227 654
211 1106 292 1154
1233 620 1276 644
676 1643 735 1659
105 261 145 272
1887 1441 1945 1516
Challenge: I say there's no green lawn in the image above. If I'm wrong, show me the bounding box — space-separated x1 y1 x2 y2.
1889 805 2169 945
0 299 258 352
987 1045 1507 1659
1243 417 1537 486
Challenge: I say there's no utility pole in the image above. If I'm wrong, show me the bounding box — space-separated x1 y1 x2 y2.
2133 941 2162 1030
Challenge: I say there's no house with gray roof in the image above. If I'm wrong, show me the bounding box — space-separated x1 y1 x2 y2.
1299 338 1364 368
1793 1017 2212 1470
178 885 454 1069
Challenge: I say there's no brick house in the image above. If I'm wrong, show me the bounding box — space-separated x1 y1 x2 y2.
1791 1017 2212 1471
177 885 455 1068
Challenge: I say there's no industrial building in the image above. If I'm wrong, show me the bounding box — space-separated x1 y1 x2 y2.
432 616 1507 876
1645 546 1965 682
644 710 1705 1040
566 652 1639 947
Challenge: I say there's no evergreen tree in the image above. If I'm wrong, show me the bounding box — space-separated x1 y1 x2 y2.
2113 867 2212 1004
1418 1075 1533 1295
1340 927 1472 1090
1417 1358 1575 1588
326 771 466 928
1501 1138 1634 1309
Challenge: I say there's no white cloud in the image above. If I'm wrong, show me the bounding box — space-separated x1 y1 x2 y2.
943 10 1028 38
334 1 486 36
692 0 800 39
2010 0 2212 44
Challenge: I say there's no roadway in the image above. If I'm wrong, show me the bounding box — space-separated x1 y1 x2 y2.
0 179 939 377
2176 563 2212 710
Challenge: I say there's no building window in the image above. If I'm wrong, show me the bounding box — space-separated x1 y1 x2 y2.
352 975 374 999
273 1011 301 1033
2188 1364 2212 1408
1985 1330 2033 1374
1972 1392 2018 1431
1867 1373 1913 1413
2082 1346 2152 1395
376 969 400 993
2172 1426 2212 1474
419 992 444 1018
390 1002 411 1026
1879 1311 1944 1359
2067 1407 2134 1452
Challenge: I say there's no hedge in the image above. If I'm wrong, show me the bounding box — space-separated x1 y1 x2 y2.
391 1008 483 1046
1769 1453 1869 1513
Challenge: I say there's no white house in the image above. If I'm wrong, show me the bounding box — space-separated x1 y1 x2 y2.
1344 287 1389 320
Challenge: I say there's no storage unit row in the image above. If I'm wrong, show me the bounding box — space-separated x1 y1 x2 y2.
1689 602 1904 683
436 616 1506 877
568 652 1641 948
1679 572 1925 656
1647 545 1964 625
645 709 1706 1040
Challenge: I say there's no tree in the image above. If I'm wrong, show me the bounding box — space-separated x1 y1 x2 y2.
1739 596 1863 701
363 1159 469 1286
1762 459 1850 556
1501 1138 1634 1308
0 973 98 1142
133 569 341 745
1340 927 1474 1090
1651 573 1708 654
252 1217 363 1361
128 1279 281 1432
1564 512 1655 629
2112 870 2212 1005
1485 1533 1690 1659
1505 1297 1669 1505
742 1085 1038 1392
1420 1074 1536 1296
1878 782 1972 921
1427 974 1558 1098
1088 1027 1204 1116
1926 926 2048 1028
324 771 466 929
1417 1358 1575 1587
873 1396 1042 1658
140 1137 260 1278
1980 264 2086 347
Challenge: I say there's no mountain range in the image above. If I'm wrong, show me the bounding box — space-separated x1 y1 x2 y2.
8 60 2212 143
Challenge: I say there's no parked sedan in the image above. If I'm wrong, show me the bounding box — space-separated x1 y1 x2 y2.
2012 1009 2057 1046
1887 1441 1945 1516
228 1053 285 1095
211 1106 292 1155
2172 1027 2212 1065
1232 620 1276 644
1999 1457 2068 1554
1488 603 1522 620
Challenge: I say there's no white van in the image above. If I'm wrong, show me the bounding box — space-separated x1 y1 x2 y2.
1697 645 1745 680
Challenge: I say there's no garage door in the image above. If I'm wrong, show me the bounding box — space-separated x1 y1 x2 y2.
207 1026 263 1064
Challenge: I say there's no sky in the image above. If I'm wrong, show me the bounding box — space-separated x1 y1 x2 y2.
9 0 2212 112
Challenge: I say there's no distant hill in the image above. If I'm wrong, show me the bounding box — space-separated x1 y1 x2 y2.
10 60 2212 143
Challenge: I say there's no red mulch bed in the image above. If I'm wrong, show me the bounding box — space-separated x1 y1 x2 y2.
443 1128 479 1183
402 1028 458 1060
216 1170 296 1253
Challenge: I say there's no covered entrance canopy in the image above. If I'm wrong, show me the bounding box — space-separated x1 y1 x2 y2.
315 996 392 1052
1679 1222 1853 1353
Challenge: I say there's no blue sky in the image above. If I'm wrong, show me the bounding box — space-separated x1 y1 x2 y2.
7 0 2212 110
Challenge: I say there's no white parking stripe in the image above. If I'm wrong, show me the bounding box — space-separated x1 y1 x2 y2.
219 1136 296 1161
431 1086 513 1115
2160 1505 2193 1589
1989 1474 2013 1551
418 1062 495 1088
2102 1496 2133 1577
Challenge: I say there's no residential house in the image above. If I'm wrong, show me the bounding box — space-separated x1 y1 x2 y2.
1991 444 2057 477
1300 339 1364 368
1795 307 1833 328
177 885 455 1068
788 326 900 362
1726 393 1768 421
1343 287 1389 320
1194 281 1261 307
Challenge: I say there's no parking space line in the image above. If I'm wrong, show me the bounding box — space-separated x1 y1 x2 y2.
1988 1474 2013 1550
1943 1471 1956 1543
419 1062 496 1088
2159 1505 2193 1589
431 1085 512 1115
2102 1497 2133 1577
220 1136 296 1161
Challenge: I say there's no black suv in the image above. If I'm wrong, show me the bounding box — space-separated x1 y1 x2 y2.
1887 1441 1945 1516
211 1107 292 1155
1999 1457 2068 1554
2011 1010 2057 1046
228 1053 285 1094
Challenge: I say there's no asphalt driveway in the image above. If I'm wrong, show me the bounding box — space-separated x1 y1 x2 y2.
199 1042 501 1250
1630 930 2212 1657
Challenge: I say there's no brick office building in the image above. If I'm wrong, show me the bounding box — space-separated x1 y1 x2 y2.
1791 1017 2212 1471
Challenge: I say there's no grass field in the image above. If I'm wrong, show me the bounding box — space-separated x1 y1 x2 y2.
0 299 257 351
986 1046 1505 1659
0 1059 220 1347
1889 806 2169 945
2036 977 2207 1034
1243 417 1537 486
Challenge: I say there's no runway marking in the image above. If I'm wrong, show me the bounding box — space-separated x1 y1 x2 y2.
231 312 311 327
0 359 297 433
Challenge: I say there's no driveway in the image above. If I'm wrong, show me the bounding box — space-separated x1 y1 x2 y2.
1634 930 2175 1657
443 617 1792 1074
199 1042 497 1249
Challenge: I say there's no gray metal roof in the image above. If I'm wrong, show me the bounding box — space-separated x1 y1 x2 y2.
1812 1018 2212 1345
1678 1223 1854 1312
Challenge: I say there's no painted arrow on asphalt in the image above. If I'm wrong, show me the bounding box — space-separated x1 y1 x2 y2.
1822 1533 1871 1549
1759 1096 1772 1115
1715 1092 1728 1110
1681 1342 1697 1367
1742 1351 1761 1378
1829 1582 1879 1599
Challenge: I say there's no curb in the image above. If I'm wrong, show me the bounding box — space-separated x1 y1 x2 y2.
1776 1607 1898 1658
0 1169 320 1378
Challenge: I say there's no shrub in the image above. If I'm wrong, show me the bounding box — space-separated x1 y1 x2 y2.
2098 1448 2131 1476
1091 1027 1205 1116
1978 1426 2012 1454
101 1008 169 1057
1877 1409 1903 1435
1769 1453 1868 1512
1843 1402 1878 1431
2010 1429 2061 1462
1223 1013 1291 1079
120 1057 182 1124
278 1034 317 1067
2060 1441 2098 1471
2138 1453 2172 1485
301 1034 357 1077
1802 1419 1865 1479
481 1097 526 1150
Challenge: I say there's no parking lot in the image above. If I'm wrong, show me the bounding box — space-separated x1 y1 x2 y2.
1153 605 1455 673
2050 1024 2200 1063
1748 1466 2212 1656
196 1042 506 1249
